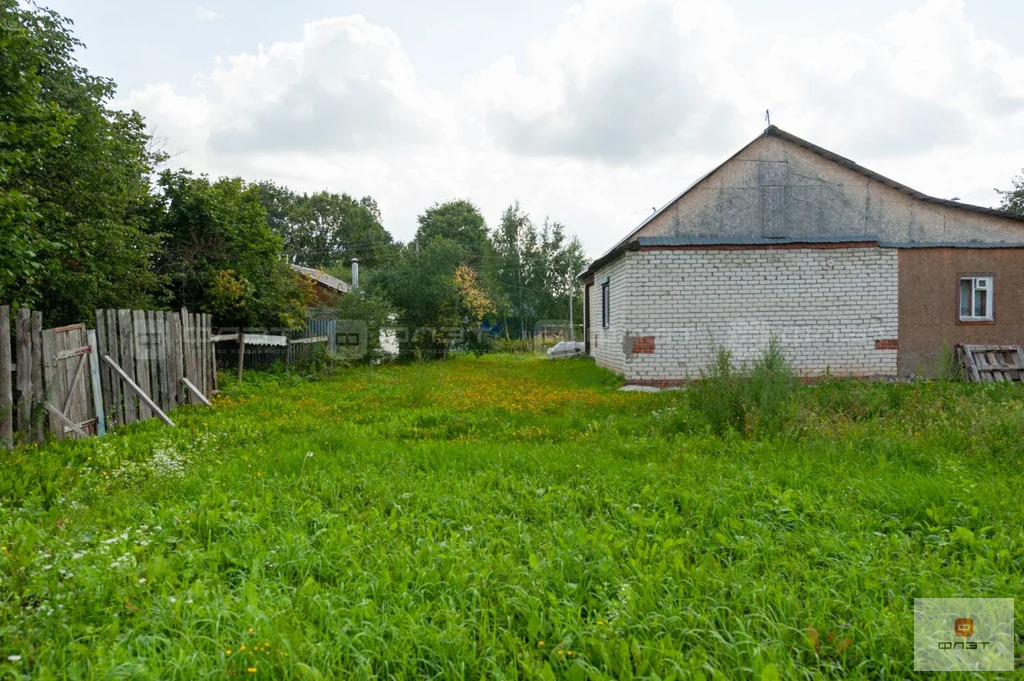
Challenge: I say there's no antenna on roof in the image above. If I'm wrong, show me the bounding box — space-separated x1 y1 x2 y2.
764 109 771 127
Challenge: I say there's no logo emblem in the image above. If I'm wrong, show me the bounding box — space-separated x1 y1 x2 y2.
954 618 974 637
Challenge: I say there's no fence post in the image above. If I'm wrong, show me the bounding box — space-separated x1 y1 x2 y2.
237 332 245 383
87 329 106 436
30 312 43 443
0 306 11 449
15 309 31 444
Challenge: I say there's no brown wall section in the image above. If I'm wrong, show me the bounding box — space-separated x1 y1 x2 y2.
898 248 1024 376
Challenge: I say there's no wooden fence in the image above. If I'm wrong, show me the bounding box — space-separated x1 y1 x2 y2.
216 319 338 371
1 306 214 449
94 308 215 429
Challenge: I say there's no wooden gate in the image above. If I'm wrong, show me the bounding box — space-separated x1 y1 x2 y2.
41 323 100 439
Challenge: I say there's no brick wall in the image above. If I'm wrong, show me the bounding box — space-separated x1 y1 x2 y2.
588 255 632 376
589 246 899 381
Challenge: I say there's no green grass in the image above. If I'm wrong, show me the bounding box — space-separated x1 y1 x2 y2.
1 355 1022 679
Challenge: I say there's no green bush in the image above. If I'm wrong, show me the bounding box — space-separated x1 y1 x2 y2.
690 337 799 438
934 341 963 381
495 338 538 354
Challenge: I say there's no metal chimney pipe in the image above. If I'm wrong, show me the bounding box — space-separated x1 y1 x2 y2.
350 258 359 289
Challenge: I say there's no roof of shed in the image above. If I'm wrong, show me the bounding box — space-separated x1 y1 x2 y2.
290 264 351 293
580 126 1024 278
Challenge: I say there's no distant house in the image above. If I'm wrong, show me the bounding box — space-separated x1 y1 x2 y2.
580 126 1024 383
290 264 350 306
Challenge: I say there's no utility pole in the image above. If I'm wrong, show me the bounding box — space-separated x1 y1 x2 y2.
567 273 574 341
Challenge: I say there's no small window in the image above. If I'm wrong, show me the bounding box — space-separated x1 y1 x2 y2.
959 276 993 321
601 281 610 328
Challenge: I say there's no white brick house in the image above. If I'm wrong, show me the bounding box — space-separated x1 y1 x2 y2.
580 127 1024 383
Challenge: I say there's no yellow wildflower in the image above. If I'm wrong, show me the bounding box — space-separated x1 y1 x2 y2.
225 650 232 656
247 668 257 673
537 641 544 647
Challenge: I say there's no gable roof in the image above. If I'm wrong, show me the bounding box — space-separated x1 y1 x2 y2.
290 264 351 293
581 125 1024 278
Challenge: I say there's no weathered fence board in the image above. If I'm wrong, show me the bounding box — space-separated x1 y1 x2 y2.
155 312 168 411
31 312 43 443
40 328 57 439
96 307 212 422
1 305 213 448
117 310 137 425
133 310 152 420
103 355 175 427
15 309 31 441
0 306 11 448
169 313 183 409
101 310 119 427
87 330 106 437
49 324 97 439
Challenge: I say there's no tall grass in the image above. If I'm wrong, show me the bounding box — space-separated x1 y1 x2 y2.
689 337 800 438
0 354 1021 678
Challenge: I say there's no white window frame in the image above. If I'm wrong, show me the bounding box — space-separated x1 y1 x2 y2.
959 276 993 321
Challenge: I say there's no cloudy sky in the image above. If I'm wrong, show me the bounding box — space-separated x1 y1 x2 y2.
45 0 1024 257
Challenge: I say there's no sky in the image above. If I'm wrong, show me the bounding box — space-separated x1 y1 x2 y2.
43 0 1024 258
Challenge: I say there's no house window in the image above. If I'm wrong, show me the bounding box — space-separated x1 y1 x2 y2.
959 276 993 321
601 280 610 328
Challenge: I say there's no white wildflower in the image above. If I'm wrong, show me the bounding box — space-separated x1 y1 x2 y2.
7 655 21 662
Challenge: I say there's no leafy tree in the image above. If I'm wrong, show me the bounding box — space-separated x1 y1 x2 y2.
256 181 394 269
414 200 491 262
154 171 309 328
1 1 160 322
454 264 496 324
491 202 586 338
0 1 68 307
375 238 469 358
997 171 1024 216
330 288 395 363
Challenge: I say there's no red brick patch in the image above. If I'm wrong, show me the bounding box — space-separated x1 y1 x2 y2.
632 336 655 354
874 338 898 350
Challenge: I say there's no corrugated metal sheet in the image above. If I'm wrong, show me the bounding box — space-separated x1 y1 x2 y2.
300 319 337 352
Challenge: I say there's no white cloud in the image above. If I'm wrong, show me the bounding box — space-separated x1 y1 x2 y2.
194 5 221 22
124 0 1024 256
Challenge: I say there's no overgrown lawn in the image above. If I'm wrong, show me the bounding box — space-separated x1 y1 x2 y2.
1 356 1022 679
